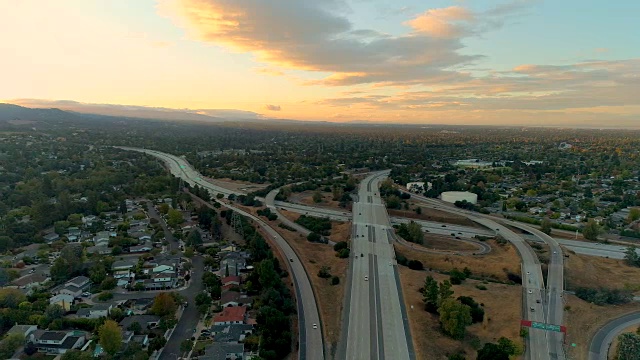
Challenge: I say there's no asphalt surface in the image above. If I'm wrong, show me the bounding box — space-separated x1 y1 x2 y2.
339 171 414 360
119 147 324 360
589 312 640 360
406 192 552 360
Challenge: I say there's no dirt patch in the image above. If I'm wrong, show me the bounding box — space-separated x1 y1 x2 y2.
398 267 524 359
423 234 482 252
391 204 480 228
395 240 521 282
273 218 349 356
202 176 269 193
564 295 640 359
290 191 346 211
565 251 640 292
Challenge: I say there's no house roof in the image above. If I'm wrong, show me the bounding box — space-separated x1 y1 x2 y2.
12 273 48 287
211 324 253 343
7 324 37 336
203 343 245 360
221 276 241 285
213 306 246 323
119 315 160 329
220 291 240 304
36 330 67 341
67 276 90 287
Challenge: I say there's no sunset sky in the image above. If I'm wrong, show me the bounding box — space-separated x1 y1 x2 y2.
1 0 639 126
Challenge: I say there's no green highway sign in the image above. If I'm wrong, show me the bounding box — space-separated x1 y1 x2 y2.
531 322 562 332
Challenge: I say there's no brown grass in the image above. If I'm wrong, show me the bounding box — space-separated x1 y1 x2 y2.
423 234 481 252
272 217 350 356
395 240 521 282
565 250 640 292
564 295 640 359
391 203 480 228
291 191 345 211
398 267 524 359
202 176 269 192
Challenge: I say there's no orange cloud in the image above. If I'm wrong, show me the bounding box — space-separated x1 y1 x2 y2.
405 6 474 38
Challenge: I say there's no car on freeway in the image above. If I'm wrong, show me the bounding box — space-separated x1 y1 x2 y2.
313 324 318 329
530 307 535 312
528 289 532 294
289 258 293 262
526 271 530 275
364 276 368 281
536 299 541 303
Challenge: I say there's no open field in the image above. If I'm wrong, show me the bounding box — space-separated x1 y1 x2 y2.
423 234 481 252
395 202 481 228
564 295 640 360
289 190 346 211
565 250 640 291
398 267 524 359
395 239 521 282
202 176 269 192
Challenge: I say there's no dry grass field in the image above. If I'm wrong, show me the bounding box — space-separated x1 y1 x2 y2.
565 251 640 291
395 240 521 282
398 267 524 359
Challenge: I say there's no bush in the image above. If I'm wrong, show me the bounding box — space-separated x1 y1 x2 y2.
407 260 424 270
449 268 468 284
96 291 113 301
330 276 340 285
575 287 632 305
336 248 350 258
267 214 278 221
475 284 487 291
506 272 522 284
396 254 408 266
307 232 321 243
317 266 331 279
295 215 332 235
333 241 348 251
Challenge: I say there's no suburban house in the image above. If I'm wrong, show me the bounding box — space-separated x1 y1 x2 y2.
130 242 153 253
219 253 246 277
76 304 112 319
213 306 247 325
220 291 252 308
211 324 253 343
49 294 74 311
43 233 60 244
93 231 110 245
112 259 137 279
135 273 176 290
201 343 245 360
119 315 161 330
6 324 38 338
52 276 91 298
28 329 87 355
221 276 241 286
87 244 111 255
11 273 50 294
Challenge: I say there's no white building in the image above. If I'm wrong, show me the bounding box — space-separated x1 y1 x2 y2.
441 191 478 204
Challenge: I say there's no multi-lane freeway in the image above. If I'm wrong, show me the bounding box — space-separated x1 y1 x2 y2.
118 147 324 360
339 171 415 360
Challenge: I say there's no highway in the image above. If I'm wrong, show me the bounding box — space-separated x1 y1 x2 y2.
339 171 415 360
117 147 324 360
589 312 640 360
503 220 565 360
405 192 552 360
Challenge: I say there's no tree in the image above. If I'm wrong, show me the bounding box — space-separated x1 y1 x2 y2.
628 208 640 223
583 219 601 241
99 320 122 355
477 343 509 360
408 260 424 270
0 333 24 359
307 232 321 243
202 272 222 299
44 304 65 321
151 293 177 316
149 336 167 352
60 350 93 360
186 229 202 246
312 190 323 203
318 266 331 278
422 276 439 313
0 288 27 308
438 280 454 307
540 217 552 235
0 236 14 252
167 208 184 228
180 339 193 354
331 276 340 285
89 262 107 284
127 321 142 334
625 246 640 267
438 298 472 340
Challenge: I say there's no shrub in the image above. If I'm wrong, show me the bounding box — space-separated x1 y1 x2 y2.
317 266 331 279
333 241 348 251
475 284 487 290
396 254 408 266
330 276 340 285
336 248 350 258
407 260 424 270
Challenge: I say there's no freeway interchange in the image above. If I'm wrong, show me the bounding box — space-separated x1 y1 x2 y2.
119 146 637 360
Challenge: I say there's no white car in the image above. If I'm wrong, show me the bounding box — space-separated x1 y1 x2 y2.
364 276 369 281
528 289 532 294
312 324 318 329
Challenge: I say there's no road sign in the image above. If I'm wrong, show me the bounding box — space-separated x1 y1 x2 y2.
521 320 565 333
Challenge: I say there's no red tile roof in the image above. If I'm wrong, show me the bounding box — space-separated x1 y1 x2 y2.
221 276 241 285
214 306 247 324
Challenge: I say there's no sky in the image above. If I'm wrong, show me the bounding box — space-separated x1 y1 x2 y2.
1 0 639 127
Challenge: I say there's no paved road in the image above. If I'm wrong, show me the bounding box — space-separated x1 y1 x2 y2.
405 192 551 360
118 147 324 360
589 312 640 360
503 220 565 360
339 171 414 360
